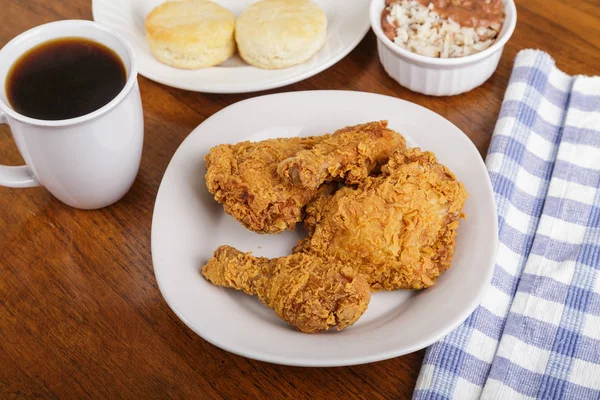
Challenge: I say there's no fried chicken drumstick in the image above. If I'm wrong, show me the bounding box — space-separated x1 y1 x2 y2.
202 246 371 333
295 148 468 291
204 121 406 234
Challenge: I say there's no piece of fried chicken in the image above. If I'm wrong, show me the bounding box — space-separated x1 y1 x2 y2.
205 136 323 234
205 121 406 234
278 120 406 190
202 246 371 333
295 148 468 291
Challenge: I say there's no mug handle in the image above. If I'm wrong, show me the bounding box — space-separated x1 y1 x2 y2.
0 110 40 188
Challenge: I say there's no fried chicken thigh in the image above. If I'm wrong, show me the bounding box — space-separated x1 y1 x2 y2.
205 122 405 234
295 148 468 291
202 246 371 333
278 121 406 190
205 136 324 234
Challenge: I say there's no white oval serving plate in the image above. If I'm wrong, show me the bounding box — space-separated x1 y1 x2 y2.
151 91 498 366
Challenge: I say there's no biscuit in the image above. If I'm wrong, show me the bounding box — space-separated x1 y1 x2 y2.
145 0 236 69
235 0 327 69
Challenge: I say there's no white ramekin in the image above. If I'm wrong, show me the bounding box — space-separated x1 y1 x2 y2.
371 0 517 96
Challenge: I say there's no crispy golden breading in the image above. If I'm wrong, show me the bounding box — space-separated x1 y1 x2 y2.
278 120 406 189
202 245 371 333
205 136 325 234
296 148 468 291
204 122 406 234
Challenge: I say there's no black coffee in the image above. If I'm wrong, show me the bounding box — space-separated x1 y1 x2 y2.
6 37 126 120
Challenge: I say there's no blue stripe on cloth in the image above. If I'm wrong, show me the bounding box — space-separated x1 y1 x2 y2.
413 390 451 400
489 172 545 216
491 153 600 189
510 67 600 112
490 354 600 399
580 243 600 270
518 273 568 302
488 358 600 400
575 336 600 364
551 326 582 357
498 100 563 142
552 160 600 187
510 67 564 105
496 221 536 257
502 314 558 350
459 354 491 387
586 199 600 228
543 197 600 226
488 357 544 397
563 382 600 400
569 92 600 113
564 286 594 313
517 274 600 316
562 125 600 148
495 314 600 360
430 341 466 374
539 375 568 400
490 263 520 296
530 236 600 260
488 135 553 178
419 325 476 395
497 105 600 148
427 343 490 386
490 147 600 188
490 172 600 226
463 307 504 341
511 99 538 129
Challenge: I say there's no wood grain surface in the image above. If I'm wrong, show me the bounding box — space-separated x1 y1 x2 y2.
1 1 599 399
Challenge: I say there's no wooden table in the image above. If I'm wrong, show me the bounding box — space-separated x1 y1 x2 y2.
1 1 599 398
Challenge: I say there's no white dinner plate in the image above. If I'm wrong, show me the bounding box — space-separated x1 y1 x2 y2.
92 0 370 93
151 91 498 366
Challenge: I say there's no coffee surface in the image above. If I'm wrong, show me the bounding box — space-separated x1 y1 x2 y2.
6 37 126 121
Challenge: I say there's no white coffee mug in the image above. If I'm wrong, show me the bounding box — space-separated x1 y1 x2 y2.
0 20 143 209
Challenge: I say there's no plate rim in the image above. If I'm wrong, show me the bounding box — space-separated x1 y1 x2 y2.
91 0 371 93
151 90 499 366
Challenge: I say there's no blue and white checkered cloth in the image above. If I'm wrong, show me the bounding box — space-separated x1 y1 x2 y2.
414 50 600 400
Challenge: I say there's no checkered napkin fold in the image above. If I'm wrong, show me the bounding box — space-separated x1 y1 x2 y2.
414 50 600 400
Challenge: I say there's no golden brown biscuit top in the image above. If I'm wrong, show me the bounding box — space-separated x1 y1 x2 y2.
145 0 235 47
236 0 327 43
